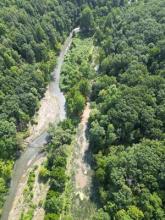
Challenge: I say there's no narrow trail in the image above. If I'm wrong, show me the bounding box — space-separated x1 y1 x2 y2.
70 102 96 219
75 103 91 191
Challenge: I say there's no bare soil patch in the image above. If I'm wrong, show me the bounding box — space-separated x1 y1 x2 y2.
26 86 60 143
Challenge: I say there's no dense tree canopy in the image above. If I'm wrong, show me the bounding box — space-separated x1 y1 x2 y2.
43 120 75 219
87 0 165 219
0 0 81 133
94 140 165 219
80 7 95 33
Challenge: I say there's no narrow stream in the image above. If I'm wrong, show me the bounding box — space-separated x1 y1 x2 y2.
1 28 79 220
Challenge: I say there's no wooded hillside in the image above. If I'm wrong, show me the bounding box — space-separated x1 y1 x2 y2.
87 0 165 219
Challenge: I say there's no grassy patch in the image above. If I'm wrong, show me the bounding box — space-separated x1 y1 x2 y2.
23 171 35 203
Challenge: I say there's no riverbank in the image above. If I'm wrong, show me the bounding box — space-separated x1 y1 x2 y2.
25 87 60 144
2 30 97 220
57 34 98 219
1 28 79 220
69 103 96 219
8 156 48 220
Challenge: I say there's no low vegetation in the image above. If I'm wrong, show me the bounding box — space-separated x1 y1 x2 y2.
61 35 95 120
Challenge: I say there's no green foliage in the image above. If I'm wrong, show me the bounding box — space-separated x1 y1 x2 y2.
27 171 35 192
89 120 105 152
1 0 164 219
127 206 144 220
94 140 165 218
44 34 94 218
92 209 110 220
0 120 18 159
0 160 13 215
23 171 35 204
67 90 85 116
115 209 132 220
61 36 94 120
20 207 35 220
115 206 144 220
87 0 165 219
80 7 95 33
44 213 60 220
44 120 75 217
39 166 49 182
0 0 81 133
0 0 84 215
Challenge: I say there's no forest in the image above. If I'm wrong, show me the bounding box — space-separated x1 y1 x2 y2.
0 0 82 215
0 0 165 219
87 0 165 219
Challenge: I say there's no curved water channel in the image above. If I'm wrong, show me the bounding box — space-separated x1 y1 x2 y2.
1 28 79 220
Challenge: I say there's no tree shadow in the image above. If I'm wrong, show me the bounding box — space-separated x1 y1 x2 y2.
75 30 94 40
83 126 102 209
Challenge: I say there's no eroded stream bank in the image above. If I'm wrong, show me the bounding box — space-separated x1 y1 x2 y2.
70 103 96 219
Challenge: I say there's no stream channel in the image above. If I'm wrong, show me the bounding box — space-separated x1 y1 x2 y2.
1 28 80 220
